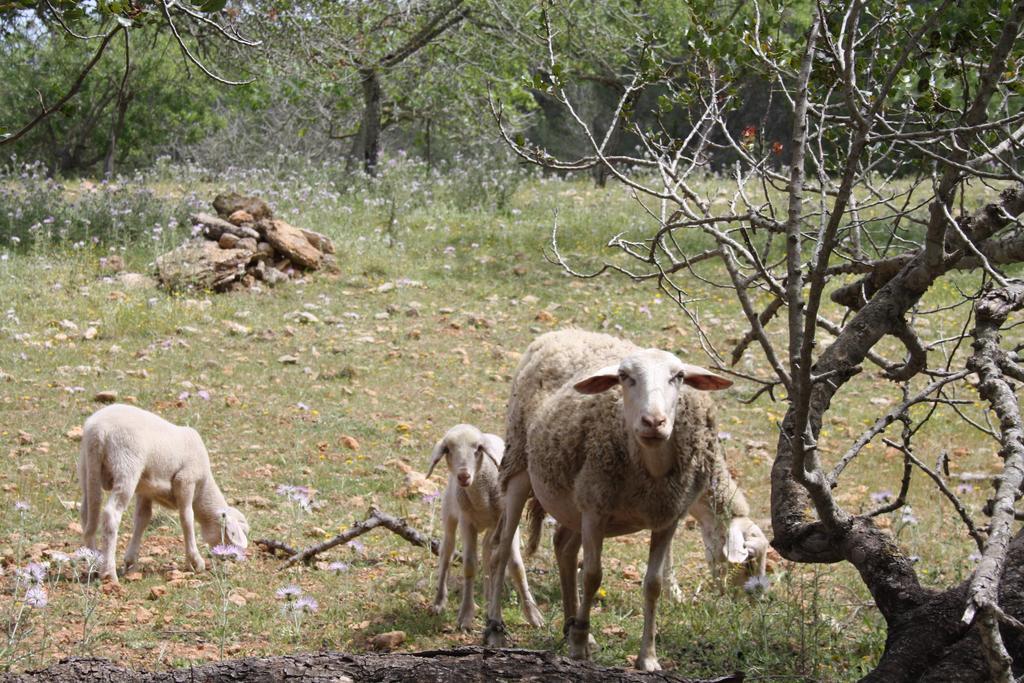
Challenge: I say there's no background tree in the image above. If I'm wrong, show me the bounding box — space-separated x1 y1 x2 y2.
0 0 257 175
496 0 1024 679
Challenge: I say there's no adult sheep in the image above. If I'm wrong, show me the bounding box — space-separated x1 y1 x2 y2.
485 330 763 671
78 404 249 584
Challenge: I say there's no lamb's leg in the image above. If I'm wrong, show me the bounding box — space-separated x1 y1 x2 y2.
568 513 605 661
173 480 205 573
483 471 531 647
508 527 544 627
123 496 153 572
99 485 134 584
637 521 678 672
430 509 458 615
661 540 684 603
456 519 479 631
80 446 103 551
689 496 729 591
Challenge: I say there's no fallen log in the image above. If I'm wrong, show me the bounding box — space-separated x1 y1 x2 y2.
3 648 744 682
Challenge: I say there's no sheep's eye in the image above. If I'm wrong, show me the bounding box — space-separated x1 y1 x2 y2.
672 371 686 383
442 446 450 456
619 372 635 387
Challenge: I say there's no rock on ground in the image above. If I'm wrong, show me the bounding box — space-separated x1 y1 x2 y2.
156 239 256 292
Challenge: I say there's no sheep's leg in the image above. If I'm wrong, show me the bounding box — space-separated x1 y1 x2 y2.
483 471 531 647
508 527 544 627
99 485 135 584
554 523 583 632
637 522 677 672
456 519 479 631
430 510 458 615
568 513 604 661
661 540 684 603
174 480 205 573
122 496 153 572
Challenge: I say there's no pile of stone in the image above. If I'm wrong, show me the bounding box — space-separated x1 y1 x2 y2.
155 193 338 292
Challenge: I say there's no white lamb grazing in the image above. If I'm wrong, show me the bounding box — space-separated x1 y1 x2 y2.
485 330 765 671
426 424 543 631
78 404 249 584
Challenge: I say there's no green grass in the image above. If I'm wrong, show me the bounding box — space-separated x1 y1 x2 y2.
0 170 1007 681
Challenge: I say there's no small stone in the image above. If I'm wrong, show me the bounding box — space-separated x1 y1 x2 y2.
227 593 247 607
66 425 84 441
82 326 98 340
148 586 167 601
224 321 251 336
99 255 126 273
237 237 258 252
17 430 33 445
118 272 155 289
218 233 240 249
278 355 299 365
340 435 360 450
124 571 143 582
228 210 255 226
376 282 395 293
369 630 406 651
94 390 118 403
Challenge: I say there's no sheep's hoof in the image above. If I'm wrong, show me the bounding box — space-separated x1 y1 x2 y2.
482 619 507 647
188 556 206 573
667 583 684 603
636 654 661 672
456 616 475 632
428 603 444 616
567 622 593 661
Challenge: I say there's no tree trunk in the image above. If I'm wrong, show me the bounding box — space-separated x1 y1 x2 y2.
357 67 382 176
4 647 744 683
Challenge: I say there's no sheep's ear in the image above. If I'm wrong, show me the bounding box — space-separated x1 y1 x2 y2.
724 518 750 564
426 439 446 479
478 443 501 469
680 364 733 391
574 365 621 394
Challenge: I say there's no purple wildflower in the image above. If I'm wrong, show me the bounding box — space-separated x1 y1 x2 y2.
211 544 246 561
900 506 919 526
955 483 974 495
276 584 303 600
869 489 893 504
743 574 771 595
346 539 366 555
294 596 319 613
13 501 29 512
17 562 47 584
327 561 349 574
24 585 47 608
421 491 441 505
197 390 211 401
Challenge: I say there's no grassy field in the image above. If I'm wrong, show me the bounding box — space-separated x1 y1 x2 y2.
0 164 1007 680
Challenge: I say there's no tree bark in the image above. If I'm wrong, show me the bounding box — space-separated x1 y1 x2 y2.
357 67 383 176
3 648 744 683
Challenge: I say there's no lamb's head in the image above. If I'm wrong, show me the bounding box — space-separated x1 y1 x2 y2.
203 507 250 549
574 348 732 447
426 424 502 489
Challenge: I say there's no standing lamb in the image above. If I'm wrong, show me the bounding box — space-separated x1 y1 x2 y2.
426 424 543 630
78 404 249 584
485 330 765 671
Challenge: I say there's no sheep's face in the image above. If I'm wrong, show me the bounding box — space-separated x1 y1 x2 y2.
426 425 501 488
574 349 733 446
204 507 250 549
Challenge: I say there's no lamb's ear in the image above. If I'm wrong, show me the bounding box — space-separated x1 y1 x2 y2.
724 518 750 564
478 443 501 469
680 364 733 391
573 364 621 394
426 439 446 479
